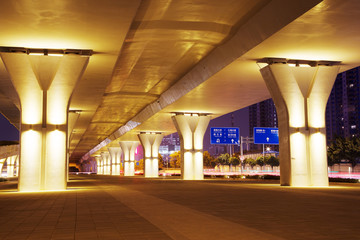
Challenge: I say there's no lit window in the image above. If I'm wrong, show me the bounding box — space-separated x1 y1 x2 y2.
351 125 356 129
350 84 354 88
342 126 344 129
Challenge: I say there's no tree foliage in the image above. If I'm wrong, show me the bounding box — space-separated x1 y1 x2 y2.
216 153 230 165
256 156 265 167
170 151 181 168
328 136 360 168
203 151 216 168
265 156 280 168
158 154 164 169
244 158 256 167
230 156 240 166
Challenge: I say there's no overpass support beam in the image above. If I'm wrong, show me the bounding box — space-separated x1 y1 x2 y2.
101 152 111 175
119 141 139 176
138 132 164 178
260 61 340 186
6 155 17 178
0 51 89 191
108 147 122 176
172 114 211 180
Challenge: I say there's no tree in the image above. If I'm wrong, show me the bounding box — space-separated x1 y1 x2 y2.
327 136 360 171
265 156 279 170
327 137 346 166
170 151 181 168
216 153 230 165
229 156 240 171
158 154 164 169
256 156 265 167
135 159 144 171
203 151 215 168
344 137 360 170
245 158 256 168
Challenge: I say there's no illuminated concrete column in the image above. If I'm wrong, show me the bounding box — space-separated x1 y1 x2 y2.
6 155 18 178
95 156 103 175
119 141 139 176
0 158 6 176
108 147 122 175
172 113 211 180
138 132 164 178
0 49 90 191
15 157 19 177
259 59 340 186
101 152 111 175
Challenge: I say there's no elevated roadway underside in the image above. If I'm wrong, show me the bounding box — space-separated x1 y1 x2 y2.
0 0 359 161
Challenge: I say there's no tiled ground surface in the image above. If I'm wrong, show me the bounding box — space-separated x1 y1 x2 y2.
0 175 359 240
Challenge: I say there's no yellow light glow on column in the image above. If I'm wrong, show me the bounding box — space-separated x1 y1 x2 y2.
124 162 130 176
290 132 310 187
152 158 159 177
194 152 204 180
46 129 66 190
129 162 135 176
310 132 328 186
183 152 193 180
21 91 43 124
19 129 42 191
144 159 151 177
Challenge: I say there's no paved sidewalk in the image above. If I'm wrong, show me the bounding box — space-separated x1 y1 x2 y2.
0 175 359 240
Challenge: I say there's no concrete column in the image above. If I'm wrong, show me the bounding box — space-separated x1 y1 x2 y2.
6 155 18 178
260 61 339 186
172 114 211 180
138 132 164 178
15 157 19 177
119 141 139 176
0 52 89 191
95 156 103 175
0 158 6 176
101 152 111 175
108 147 122 175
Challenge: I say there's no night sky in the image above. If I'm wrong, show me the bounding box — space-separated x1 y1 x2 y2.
203 107 249 151
0 113 19 141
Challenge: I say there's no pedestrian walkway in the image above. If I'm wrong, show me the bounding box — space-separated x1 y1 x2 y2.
0 175 359 240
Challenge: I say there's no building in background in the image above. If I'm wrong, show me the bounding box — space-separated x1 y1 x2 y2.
326 66 360 142
159 133 181 166
248 99 278 151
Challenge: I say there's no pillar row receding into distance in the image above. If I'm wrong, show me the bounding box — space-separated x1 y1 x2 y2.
7 155 18 178
172 113 211 180
119 141 139 176
259 58 340 187
101 152 111 175
138 132 164 178
95 156 103 175
108 147 122 175
0 158 6 176
0 48 91 191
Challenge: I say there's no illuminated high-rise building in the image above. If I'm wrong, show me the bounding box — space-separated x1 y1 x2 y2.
326 66 360 142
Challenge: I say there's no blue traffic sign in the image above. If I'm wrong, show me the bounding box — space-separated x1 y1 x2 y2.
210 127 239 145
253 127 279 144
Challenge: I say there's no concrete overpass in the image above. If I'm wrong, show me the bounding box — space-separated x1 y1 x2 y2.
0 0 359 191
